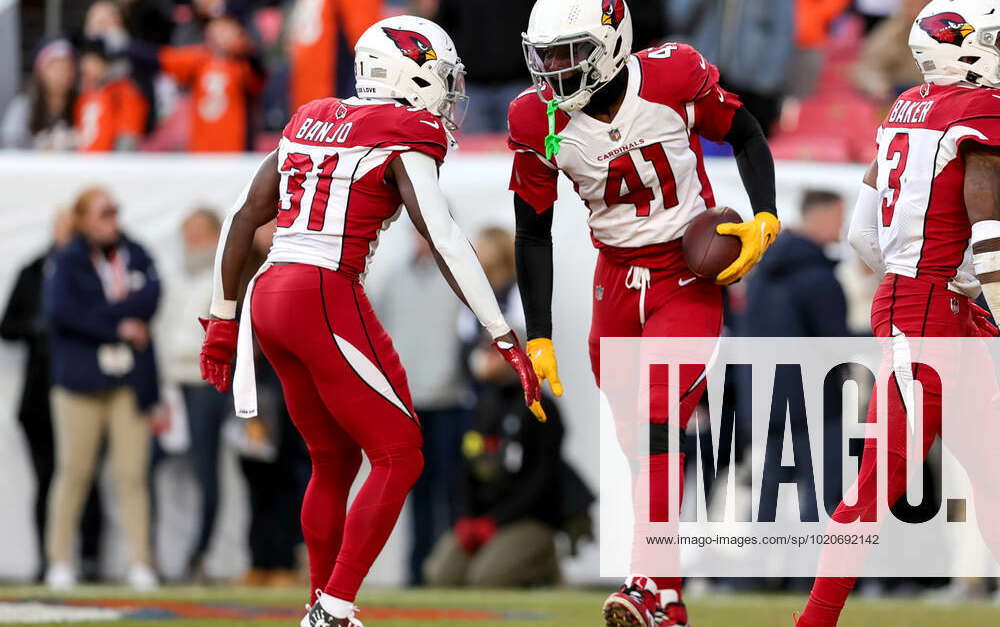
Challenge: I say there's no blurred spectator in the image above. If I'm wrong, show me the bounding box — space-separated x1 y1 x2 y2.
740 190 849 529
156 15 265 152
423 226 566 587
373 231 468 585
119 0 175 46
0 211 104 581
171 0 251 46
75 38 147 152
431 0 533 134
158 208 230 579
855 0 901 32
423 324 564 587
237 357 310 587
236 221 309 587
1 39 78 150
742 190 848 338
286 0 381 110
43 187 161 590
853 0 925 107
82 0 160 130
785 0 850 102
669 0 795 135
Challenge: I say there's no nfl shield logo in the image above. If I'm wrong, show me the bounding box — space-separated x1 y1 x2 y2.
609 128 622 142
595 285 605 301
336 104 349 120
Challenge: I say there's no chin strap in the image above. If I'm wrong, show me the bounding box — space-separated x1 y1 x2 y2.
545 98 563 159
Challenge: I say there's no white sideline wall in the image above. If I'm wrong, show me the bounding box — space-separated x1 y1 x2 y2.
0 152 865 583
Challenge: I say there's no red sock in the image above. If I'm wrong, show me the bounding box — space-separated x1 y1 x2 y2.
301 449 363 602
798 577 856 627
648 452 685 522
324 444 424 601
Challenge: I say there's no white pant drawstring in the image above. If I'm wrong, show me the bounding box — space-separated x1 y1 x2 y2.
624 266 652 327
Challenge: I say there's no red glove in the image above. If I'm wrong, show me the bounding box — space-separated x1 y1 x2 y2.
454 517 480 554
492 331 546 422
970 302 999 337
199 317 238 392
454 517 497 554
472 516 496 546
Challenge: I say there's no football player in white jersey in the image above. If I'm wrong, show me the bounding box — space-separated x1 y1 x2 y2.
507 1 780 625
798 0 1000 625
198 16 543 627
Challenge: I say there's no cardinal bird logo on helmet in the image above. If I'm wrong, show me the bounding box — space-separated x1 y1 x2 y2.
383 27 438 66
919 12 976 46
602 0 626 27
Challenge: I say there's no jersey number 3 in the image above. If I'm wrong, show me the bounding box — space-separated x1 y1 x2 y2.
604 143 679 217
278 151 341 231
881 133 910 227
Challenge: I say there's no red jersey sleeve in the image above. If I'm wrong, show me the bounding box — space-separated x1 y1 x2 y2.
951 90 1000 151
391 108 449 163
507 88 565 213
637 43 741 142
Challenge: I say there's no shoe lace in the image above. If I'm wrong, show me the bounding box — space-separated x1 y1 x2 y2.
347 606 364 626
623 584 647 604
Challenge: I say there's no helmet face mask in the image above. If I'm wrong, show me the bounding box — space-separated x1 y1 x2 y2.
435 59 469 130
521 0 634 112
523 34 603 102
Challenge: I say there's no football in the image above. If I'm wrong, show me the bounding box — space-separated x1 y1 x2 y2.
682 206 744 279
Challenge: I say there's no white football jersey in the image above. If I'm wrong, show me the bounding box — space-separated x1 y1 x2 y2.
268 97 448 280
508 43 741 266
874 83 1000 295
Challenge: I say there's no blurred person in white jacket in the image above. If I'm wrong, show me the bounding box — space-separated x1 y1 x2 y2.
159 208 230 580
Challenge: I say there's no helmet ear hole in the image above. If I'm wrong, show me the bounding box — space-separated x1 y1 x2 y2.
412 77 432 88
613 36 623 58
959 55 982 64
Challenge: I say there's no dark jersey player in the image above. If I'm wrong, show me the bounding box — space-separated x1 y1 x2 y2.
509 1 780 626
197 16 542 627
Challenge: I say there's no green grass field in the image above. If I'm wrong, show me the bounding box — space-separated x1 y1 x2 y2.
2 585 1000 626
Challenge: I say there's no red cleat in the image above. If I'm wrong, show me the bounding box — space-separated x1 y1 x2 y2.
602 578 659 627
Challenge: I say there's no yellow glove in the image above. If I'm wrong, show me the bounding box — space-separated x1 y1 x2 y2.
526 337 564 397
715 211 781 285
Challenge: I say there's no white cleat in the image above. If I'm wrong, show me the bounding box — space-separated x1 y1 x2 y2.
45 563 77 591
126 564 159 591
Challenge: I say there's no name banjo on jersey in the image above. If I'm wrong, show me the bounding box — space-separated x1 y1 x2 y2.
888 99 935 125
294 117 354 144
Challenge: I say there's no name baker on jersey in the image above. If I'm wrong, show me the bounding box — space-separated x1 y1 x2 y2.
887 99 935 125
294 117 355 144
597 138 647 162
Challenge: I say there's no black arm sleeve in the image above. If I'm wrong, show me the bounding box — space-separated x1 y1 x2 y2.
514 193 554 340
725 107 778 216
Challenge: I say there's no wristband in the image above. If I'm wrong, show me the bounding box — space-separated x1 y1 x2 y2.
210 299 238 320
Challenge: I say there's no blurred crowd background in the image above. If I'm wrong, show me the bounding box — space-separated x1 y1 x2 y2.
0 0 993 606
2 0 922 159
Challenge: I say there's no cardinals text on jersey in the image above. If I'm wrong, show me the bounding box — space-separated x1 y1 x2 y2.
875 83 1000 295
267 97 448 279
507 43 741 267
